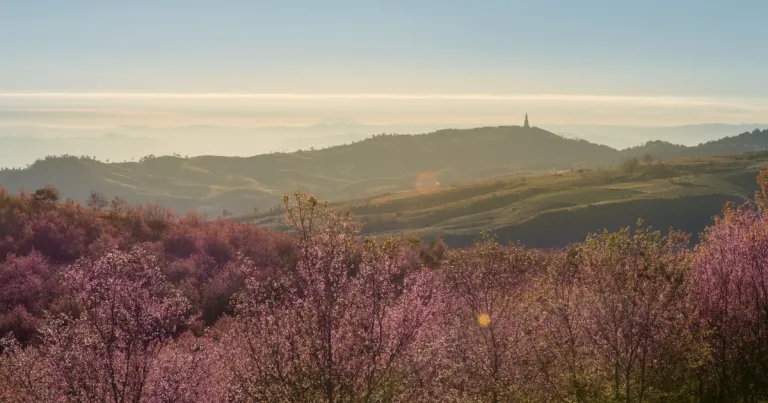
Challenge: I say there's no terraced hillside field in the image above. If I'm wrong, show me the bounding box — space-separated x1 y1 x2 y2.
239 152 768 248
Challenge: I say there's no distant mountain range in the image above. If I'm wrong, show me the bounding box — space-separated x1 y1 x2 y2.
1 125 767 217
548 123 768 149
0 133 175 168
0 122 479 167
623 128 768 159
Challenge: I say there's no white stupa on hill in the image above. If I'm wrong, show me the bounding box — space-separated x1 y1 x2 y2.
523 113 530 129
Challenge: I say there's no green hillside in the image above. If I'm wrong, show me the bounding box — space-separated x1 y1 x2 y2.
623 128 768 160
2 125 767 228
0 126 620 215
239 152 768 248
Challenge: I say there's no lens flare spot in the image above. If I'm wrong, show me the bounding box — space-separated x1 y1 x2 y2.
477 313 491 327
414 170 440 193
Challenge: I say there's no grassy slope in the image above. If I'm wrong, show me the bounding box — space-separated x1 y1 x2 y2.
240 153 768 248
0 126 620 215
623 128 768 160
2 125 766 237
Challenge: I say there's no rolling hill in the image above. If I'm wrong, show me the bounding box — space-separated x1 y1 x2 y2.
0 125 621 215
1 125 767 233
238 152 768 248
0 133 175 169
549 123 768 149
623 128 768 160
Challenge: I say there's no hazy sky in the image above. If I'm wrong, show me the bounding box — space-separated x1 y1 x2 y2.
2 1 768 127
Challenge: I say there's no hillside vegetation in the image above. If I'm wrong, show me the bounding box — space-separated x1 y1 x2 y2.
0 126 623 215
2 125 767 224
624 127 768 159
240 151 768 248
3 187 768 401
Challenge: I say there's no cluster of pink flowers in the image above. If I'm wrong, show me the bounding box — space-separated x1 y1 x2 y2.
1 181 768 401
0 187 296 346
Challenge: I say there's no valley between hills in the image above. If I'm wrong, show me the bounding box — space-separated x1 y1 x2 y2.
239 152 764 248
3 125 768 248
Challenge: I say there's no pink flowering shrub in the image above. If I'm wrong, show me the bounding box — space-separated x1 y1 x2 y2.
555 224 700 402
0 188 294 343
438 232 538 401
3 170 768 402
224 193 442 401
0 247 210 402
692 204 768 400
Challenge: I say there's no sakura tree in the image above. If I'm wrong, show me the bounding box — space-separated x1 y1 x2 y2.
439 232 539 402
692 203 768 401
564 223 700 402
530 250 603 402
224 192 441 402
1 247 204 402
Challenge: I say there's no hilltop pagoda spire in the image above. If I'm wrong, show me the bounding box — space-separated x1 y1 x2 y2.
523 113 530 129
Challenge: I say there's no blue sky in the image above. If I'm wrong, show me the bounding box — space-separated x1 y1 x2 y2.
2 0 768 126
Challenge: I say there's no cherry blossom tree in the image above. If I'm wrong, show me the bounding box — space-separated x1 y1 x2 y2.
439 232 538 402
530 250 603 402
692 203 768 401
1 247 204 402
143 332 225 402
225 192 441 402
561 223 700 402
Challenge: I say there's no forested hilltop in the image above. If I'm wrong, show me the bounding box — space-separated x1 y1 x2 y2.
623 127 768 160
2 173 768 401
0 126 619 216
1 126 766 219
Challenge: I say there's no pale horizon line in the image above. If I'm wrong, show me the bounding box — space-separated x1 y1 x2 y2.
3 92 768 111
1 121 766 131
0 92 764 101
